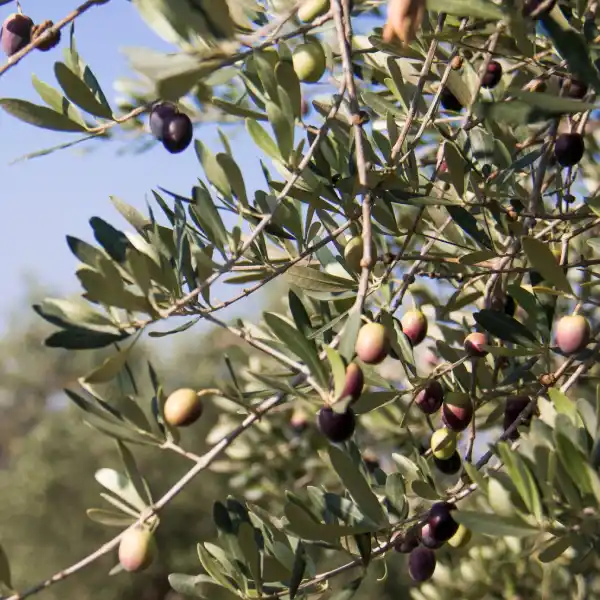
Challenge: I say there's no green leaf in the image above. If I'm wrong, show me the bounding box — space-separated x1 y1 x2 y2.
168 574 241 600
0 98 87 132
446 206 492 250
110 196 150 232
286 266 356 293
338 308 361 364
426 0 503 18
82 338 139 384
263 312 328 388
266 99 293 161
326 346 347 402
31 75 88 128
192 185 228 251
327 445 388 527
473 310 540 347
197 544 240 594
352 391 399 414
537 535 573 563
86 508 136 527
54 62 113 119
237 522 262 593
94 468 147 512
555 432 592 495
540 7 600 93
45 327 130 350
246 118 280 160
522 237 572 295
328 578 363 600
496 443 543 522
289 542 306 599
548 388 579 422
510 90 598 114
117 441 153 506
453 511 538 537
385 472 407 516
283 502 374 542
211 98 268 121
195 140 232 198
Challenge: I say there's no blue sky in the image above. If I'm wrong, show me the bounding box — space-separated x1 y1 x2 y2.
0 0 270 331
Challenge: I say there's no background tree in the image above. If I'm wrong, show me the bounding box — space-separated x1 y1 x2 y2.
0 0 599 599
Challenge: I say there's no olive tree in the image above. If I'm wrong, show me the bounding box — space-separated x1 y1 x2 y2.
1 0 600 598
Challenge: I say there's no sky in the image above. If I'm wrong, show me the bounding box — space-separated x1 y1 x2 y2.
0 0 270 332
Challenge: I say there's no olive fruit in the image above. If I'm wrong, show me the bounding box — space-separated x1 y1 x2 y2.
400 309 428 346
503 396 531 440
442 396 473 432
408 547 437 582
554 133 585 167
414 380 444 414
344 236 377 272
562 78 588 99
555 314 590 354
340 362 364 401
292 39 327 83
317 406 356 442
149 102 177 140
440 88 462 112
118 526 157 572
447 524 472 549
162 113 194 154
392 529 419 553
464 332 488 357
433 452 462 475
419 523 445 549
355 323 390 364
1 13 33 56
290 409 309 434
430 427 457 460
164 388 203 427
426 502 459 542
298 0 330 22
523 0 557 18
481 60 502 89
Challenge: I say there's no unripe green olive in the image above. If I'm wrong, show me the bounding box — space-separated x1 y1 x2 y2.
292 39 326 83
344 236 377 273
355 323 390 364
164 388 203 427
298 0 329 22
430 427 457 460
447 524 472 549
118 526 157 572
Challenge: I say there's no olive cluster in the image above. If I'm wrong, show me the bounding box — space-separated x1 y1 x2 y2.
394 502 472 582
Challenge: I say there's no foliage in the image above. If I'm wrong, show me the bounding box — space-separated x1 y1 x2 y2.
2 0 600 598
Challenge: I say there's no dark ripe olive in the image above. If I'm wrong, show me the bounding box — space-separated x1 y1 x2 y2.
317 407 356 442
408 547 437 582
554 133 585 168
